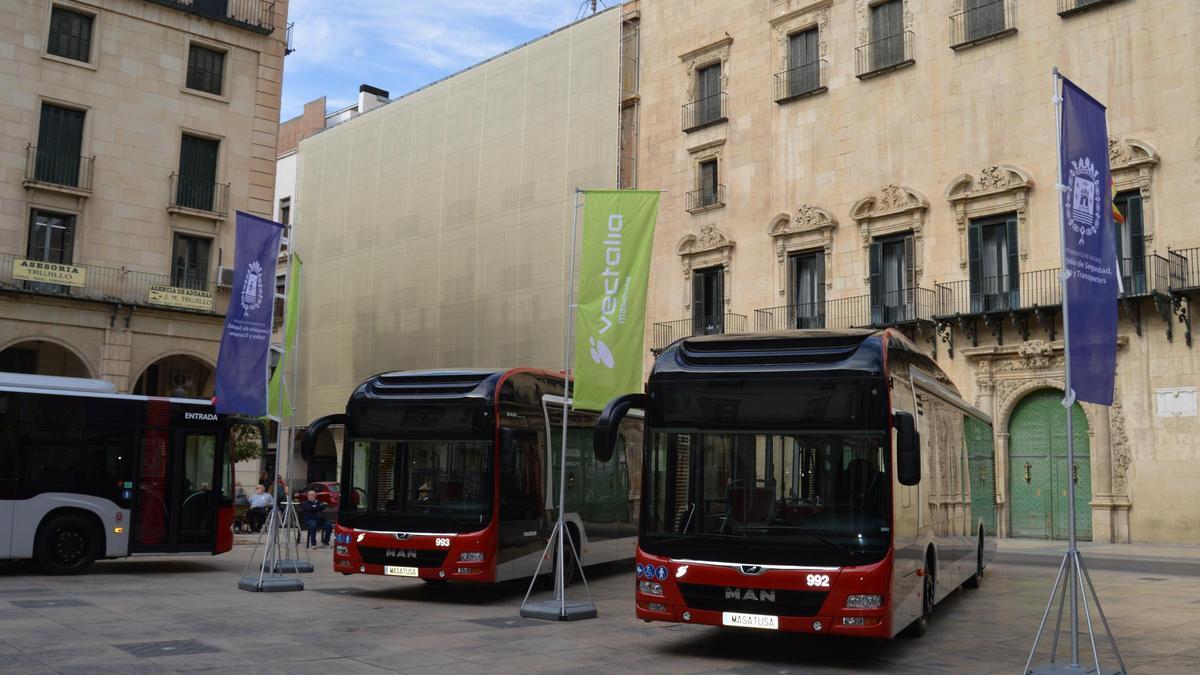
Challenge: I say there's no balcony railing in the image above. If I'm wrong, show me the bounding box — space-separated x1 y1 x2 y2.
145 0 276 34
682 92 727 132
652 312 747 352
1058 0 1128 18
169 173 229 217
24 145 94 192
856 31 915 79
0 251 224 314
1117 254 1172 298
950 0 1017 50
686 184 725 212
935 268 1063 318
773 60 828 102
1170 247 1200 292
754 288 935 332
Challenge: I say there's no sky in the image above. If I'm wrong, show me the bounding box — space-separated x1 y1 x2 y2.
279 0 612 120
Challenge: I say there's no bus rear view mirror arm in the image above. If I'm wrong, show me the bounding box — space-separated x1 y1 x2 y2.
594 393 645 462
302 413 347 463
894 411 921 486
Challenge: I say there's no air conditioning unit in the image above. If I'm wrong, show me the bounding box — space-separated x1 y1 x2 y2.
216 266 235 288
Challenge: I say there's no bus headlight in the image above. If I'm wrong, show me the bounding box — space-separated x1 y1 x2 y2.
458 552 485 562
845 594 884 609
638 581 663 596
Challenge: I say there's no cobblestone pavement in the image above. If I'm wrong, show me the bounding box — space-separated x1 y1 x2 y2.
1 541 1197 674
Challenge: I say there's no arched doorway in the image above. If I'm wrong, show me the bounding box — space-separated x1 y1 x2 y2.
1008 389 1092 540
0 340 91 377
133 354 214 398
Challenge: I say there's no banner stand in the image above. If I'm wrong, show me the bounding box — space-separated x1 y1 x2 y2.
520 189 599 622
1023 68 1126 675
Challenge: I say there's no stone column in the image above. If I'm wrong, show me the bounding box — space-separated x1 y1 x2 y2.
1087 404 1116 543
102 328 133 392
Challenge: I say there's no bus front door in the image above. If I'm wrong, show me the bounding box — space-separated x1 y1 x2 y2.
131 428 220 552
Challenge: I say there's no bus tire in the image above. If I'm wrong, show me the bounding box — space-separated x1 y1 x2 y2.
964 530 984 589
562 524 581 587
907 552 935 638
35 513 100 575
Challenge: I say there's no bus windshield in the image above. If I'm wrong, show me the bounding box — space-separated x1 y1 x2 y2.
340 438 493 533
643 431 889 566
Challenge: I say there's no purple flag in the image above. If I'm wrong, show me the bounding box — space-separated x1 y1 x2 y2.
1059 75 1117 406
214 212 284 416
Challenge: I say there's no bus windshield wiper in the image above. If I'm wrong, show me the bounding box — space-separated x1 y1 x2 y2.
404 503 465 525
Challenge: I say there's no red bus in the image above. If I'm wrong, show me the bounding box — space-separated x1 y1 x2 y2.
593 330 996 638
303 368 639 584
0 373 255 574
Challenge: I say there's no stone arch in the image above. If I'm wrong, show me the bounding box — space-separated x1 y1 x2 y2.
995 380 1098 439
0 337 96 379
131 351 217 398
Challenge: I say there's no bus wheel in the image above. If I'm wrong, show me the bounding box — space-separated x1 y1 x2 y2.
964 532 984 589
36 514 100 575
907 556 935 638
561 526 581 587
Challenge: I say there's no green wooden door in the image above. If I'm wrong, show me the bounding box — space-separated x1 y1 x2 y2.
1008 390 1091 540
965 416 996 536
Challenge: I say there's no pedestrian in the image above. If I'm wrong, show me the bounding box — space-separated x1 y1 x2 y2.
274 474 288 510
259 471 271 492
233 483 250 507
300 490 332 548
247 484 273 532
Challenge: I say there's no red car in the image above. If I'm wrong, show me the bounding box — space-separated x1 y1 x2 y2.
294 481 341 507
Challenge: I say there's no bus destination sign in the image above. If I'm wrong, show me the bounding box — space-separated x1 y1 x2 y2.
12 258 86 287
148 284 214 312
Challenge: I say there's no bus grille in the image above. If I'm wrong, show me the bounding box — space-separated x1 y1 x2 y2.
357 547 449 568
676 583 828 617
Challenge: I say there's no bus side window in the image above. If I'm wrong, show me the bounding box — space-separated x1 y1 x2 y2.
500 431 542 522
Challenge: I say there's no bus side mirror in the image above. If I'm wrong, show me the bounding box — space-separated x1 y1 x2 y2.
594 393 644 463
302 414 347 463
895 411 920 486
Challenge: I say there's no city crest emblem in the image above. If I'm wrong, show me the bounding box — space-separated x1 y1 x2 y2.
240 260 264 317
1066 156 1102 245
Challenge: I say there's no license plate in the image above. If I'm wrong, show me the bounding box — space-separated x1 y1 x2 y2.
722 612 779 630
384 566 418 577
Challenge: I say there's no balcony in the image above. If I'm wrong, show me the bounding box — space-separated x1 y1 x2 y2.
686 184 725 213
144 0 276 35
169 173 230 219
950 0 1017 50
1058 0 1130 18
754 288 936 333
652 313 747 353
856 31 915 79
682 92 727 133
0 251 224 315
23 145 94 196
773 60 828 103
1168 247 1200 347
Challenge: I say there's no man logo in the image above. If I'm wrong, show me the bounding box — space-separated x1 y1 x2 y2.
725 587 776 602
385 549 417 559
589 337 615 369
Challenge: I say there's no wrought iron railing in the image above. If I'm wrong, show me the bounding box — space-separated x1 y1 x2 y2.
935 268 1063 318
145 0 276 34
1170 247 1200 291
1058 0 1126 18
686 184 725 212
856 31 914 79
1117 253 1171 298
0 251 224 313
652 313 747 352
950 0 1016 49
682 92 727 132
25 145 94 191
169 173 230 216
755 288 935 331
773 60 827 102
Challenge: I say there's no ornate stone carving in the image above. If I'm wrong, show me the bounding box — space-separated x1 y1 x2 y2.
680 37 733 100
1016 339 1057 369
851 185 929 283
768 205 836 296
676 224 735 313
770 2 831 70
1109 386 1131 496
944 164 1034 267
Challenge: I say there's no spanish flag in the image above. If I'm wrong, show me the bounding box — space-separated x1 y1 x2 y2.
1111 177 1125 225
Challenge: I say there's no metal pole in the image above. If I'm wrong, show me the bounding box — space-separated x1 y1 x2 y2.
557 189 583 616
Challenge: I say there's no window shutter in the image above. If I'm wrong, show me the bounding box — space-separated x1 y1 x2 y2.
37 104 84 186
815 251 826 327
869 241 882 325
903 235 916 321
1006 216 1020 307
692 271 705 334
178 135 219 210
968 222 983 313
714 267 725 331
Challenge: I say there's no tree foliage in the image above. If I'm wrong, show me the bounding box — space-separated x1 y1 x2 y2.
231 424 264 463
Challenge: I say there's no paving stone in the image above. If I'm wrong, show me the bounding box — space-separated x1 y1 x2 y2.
115 639 220 658
9 598 91 609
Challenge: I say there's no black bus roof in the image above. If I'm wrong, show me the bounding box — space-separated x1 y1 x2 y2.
349 368 567 407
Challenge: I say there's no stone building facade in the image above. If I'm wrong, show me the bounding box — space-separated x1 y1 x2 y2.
0 0 289 398
635 0 1200 543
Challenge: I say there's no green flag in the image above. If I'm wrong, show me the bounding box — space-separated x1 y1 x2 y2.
267 253 301 419
572 190 659 411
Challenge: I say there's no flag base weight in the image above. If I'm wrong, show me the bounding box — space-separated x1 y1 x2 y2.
273 560 314 573
236 503 306 594
1028 666 1119 675
520 600 598 621
238 575 303 592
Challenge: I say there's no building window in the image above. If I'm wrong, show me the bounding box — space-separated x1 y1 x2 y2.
172 234 211 289
278 197 291 225
35 103 85 187
789 251 825 329
968 214 1019 312
1114 190 1145 294
27 210 76 294
186 44 225 96
964 0 1009 43
176 134 220 211
869 234 915 325
47 6 93 63
684 61 725 131
692 266 725 335
786 28 820 97
686 159 723 211
870 0 906 72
